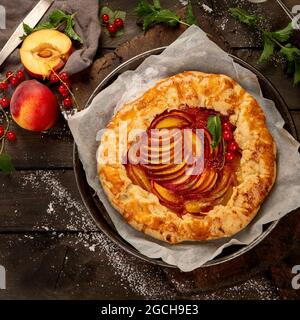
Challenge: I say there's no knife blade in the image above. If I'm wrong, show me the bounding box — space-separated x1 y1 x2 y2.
0 0 54 67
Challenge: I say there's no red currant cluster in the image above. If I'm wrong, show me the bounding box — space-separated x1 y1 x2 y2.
0 125 16 142
102 14 124 35
222 121 240 162
0 70 26 109
0 70 25 142
49 71 73 108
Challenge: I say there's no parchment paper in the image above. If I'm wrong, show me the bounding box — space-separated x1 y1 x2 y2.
68 26 300 272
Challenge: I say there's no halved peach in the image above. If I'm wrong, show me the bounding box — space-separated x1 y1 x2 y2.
20 29 73 79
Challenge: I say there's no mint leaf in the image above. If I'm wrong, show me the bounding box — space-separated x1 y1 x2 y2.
136 0 180 31
207 115 222 149
258 32 275 63
65 16 83 43
271 22 293 42
135 0 154 16
185 1 197 26
23 23 33 34
229 7 259 27
49 9 67 25
0 153 15 173
153 0 161 10
280 44 300 74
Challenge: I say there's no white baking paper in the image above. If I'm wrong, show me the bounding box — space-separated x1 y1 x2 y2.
68 26 300 272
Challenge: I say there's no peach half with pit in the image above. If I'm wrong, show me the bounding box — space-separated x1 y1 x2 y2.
20 29 73 79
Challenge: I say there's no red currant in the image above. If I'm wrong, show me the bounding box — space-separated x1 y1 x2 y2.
9 76 19 86
102 14 110 24
223 129 233 141
222 121 233 132
228 140 239 152
58 84 68 95
63 97 73 108
50 73 59 84
225 152 235 162
107 23 117 34
16 70 25 82
0 125 4 137
0 97 10 108
0 81 8 90
6 131 16 142
59 72 69 82
6 71 13 79
114 18 124 29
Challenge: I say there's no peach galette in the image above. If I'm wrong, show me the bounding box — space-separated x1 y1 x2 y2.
98 71 276 244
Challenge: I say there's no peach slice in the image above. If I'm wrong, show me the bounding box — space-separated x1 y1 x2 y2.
127 164 151 191
148 161 186 177
20 29 73 79
189 169 218 193
185 201 210 214
152 181 181 205
153 116 190 129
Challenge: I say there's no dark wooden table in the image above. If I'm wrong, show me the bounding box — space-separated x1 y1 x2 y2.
1 0 300 300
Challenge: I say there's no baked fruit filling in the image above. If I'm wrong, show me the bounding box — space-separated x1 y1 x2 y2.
126 106 241 215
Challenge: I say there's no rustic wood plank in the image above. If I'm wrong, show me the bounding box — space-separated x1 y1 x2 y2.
4 116 73 170
232 49 300 111
0 231 281 300
0 232 175 299
0 170 97 232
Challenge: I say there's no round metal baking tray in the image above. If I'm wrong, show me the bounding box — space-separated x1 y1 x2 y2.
74 47 297 269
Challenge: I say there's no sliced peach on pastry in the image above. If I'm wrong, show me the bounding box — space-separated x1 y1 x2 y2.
127 164 151 191
185 201 210 214
141 162 174 171
190 169 218 193
150 163 187 182
152 115 191 129
152 181 181 205
148 161 186 177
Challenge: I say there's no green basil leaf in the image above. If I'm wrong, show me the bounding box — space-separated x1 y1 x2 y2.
207 115 222 149
0 153 15 173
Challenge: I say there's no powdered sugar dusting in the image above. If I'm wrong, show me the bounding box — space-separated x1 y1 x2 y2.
19 171 279 299
202 4 213 13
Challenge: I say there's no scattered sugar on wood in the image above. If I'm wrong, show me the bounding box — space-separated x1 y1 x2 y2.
20 171 279 299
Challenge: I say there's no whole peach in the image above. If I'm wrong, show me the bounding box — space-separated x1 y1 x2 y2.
10 80 59 131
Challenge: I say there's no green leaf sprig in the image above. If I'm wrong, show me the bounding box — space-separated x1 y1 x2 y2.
100 6 126 37
21 9 83 43
207 115 222 149
229 7 300 85
135 0 197 31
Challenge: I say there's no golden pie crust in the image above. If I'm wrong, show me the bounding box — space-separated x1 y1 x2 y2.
97 71 276 244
